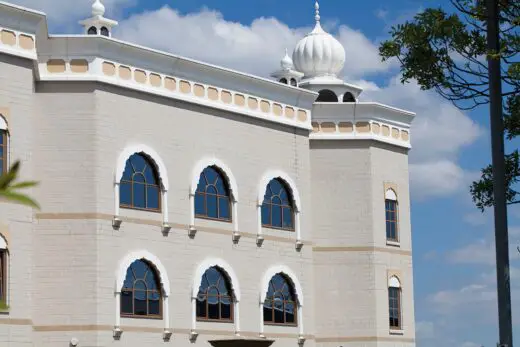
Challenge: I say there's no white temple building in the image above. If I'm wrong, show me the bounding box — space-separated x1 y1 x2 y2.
0 1 416 346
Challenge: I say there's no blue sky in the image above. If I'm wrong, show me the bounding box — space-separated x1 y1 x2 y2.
11 0 520 346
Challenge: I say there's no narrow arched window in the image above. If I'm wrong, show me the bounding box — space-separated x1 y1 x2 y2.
279 78 288 84
121 259 162 318
343 92 355 102
100 26 109 37
87 26 97 35
316 89 338 102
120 153 161 211
195 166 231 221
196 267 233 322
263 274 297 325
0 129 7 174
0 237 6 307
262 178 294 230
290 78 297 86
385 189 399 242
388 276 402 329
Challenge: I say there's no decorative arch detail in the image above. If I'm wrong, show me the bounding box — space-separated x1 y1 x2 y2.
0 115 7 131
115 144 169 190
385 189 398 201
258 170 301 212
260 265 304 306
192 258 241 301
0 234 6 250
190 157 239 202
115 250 171 296
388 275 401 288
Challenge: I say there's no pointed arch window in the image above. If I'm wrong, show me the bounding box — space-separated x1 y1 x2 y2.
195 166 231 221
0 129 7 174
100 27 109 37
196 267 234 322
388 276 402 329
120 153 161 211
88 26 97 35
120 259 162 318
263 274 297 326
385 189 399 242
262 179 294 230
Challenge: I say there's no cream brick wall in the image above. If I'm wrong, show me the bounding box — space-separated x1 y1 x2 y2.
0 52 415 347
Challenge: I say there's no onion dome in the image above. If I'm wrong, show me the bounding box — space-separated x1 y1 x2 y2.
292 1 346 79
92 0 106 17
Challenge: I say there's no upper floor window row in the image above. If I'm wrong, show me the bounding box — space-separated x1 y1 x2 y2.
118 153 297 231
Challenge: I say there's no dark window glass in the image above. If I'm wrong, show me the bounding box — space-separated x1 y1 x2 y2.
195 167 232 222
120 259 162 318
343 92 356 102
279 78 288 84
386 199 398 241
196 267 234 322
290 78 297 86
261 179 294 230
0 130 6 174
0 250 5 303
100 27 109 37
389 287 401 329
316 89 338 102
263 274 297 325
87 26 97 35
120 153 161 211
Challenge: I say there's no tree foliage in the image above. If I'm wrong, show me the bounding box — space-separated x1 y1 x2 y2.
0 161 39 209
379 0 519 210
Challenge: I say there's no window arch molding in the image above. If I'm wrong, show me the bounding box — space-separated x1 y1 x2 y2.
114 250 171 332
257 171 303 246
385 189 397 201
189 158 239 237
0 114 9 174
259 265 305 338
191 258 241 335
0 115 7 131
113 145 170 230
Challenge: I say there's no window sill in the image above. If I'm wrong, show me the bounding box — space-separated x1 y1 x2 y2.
195 216 232 224
196 318 234 324
389 329 404 335
386 240 401 247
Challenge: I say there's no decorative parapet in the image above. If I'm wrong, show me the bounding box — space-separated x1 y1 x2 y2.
310 102 414 149
36 57 311 130
0 27 36 60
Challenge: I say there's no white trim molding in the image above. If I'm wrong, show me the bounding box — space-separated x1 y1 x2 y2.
388 276 401 288
385 189 398 201
0 234 6 249
114 250 171 333
113 144 170 229
0 114 6 130
189 157 240 238
191 258 241 335
259 265 305 337
257 170 303 246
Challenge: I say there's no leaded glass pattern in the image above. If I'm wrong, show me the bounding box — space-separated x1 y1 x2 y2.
120 153 161 211
263 274 297 325
386 199 398 241
195 167 231 221
261 179 294 230
389 287 401 329
196 267 233 322
121 259 162 318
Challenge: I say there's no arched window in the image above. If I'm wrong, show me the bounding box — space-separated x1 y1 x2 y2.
121 259 162 318
263 274 297 325
261 178 294 230
385 189 399 242
343 92 355 102
290 78 297 86
196 267 234 322
100 27 109 37
195 166 231 221
120 153 161 211
388 276 402 329
0 129 7 174
87 26 97 35
279 78 288 84
316 89 338 102
0 236 6 307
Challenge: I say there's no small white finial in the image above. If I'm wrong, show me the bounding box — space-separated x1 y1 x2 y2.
92 0 106 17
281 48 293 69
315 1 320 22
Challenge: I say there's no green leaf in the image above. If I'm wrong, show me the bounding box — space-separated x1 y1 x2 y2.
0 191 40 209
9 181 39 189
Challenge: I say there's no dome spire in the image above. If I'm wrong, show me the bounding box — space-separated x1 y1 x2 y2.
315 1 320 23
92 0 105 17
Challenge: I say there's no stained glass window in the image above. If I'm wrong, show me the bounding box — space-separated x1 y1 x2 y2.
121 259 162 318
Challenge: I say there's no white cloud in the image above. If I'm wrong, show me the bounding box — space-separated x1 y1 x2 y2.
409 160 467 200
416 320 435 339
448 239 496 265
